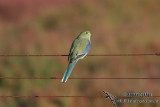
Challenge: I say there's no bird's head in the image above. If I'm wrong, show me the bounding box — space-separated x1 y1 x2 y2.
78 30 91 39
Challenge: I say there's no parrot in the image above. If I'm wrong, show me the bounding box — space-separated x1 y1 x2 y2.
61 30 91 83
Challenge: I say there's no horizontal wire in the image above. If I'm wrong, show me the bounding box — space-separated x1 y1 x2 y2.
0 53 160 57
0 96 103 98
0 77 160 79
0 96 159 98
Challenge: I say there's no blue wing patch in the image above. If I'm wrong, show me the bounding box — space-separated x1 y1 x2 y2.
84 40 91 54
72 40 91 62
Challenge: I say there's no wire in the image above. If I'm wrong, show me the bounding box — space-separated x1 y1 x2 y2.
0 96 103 98
0 53 160 57
0 96 159 98
0 77 160 79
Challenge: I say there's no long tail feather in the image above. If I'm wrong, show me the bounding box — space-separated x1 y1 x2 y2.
61 61 77 83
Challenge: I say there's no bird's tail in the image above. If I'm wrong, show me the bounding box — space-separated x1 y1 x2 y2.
61 61 77 83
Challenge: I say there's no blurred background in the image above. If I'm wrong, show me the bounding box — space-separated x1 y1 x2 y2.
0 0 160 107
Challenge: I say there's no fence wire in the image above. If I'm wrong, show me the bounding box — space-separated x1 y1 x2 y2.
0 77 160 79
0 53 160 57
0 53 159 100
0 96 159 98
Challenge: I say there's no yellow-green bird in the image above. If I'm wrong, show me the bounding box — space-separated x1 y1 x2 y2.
62 31 91 83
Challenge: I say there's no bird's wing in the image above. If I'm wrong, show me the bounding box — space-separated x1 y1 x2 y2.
69 39 90 62
68 38 78 61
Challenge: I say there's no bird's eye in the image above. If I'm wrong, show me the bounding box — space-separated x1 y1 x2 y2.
85 32 88 34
